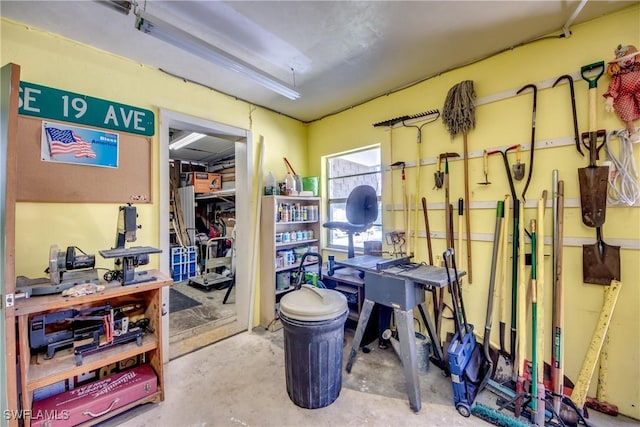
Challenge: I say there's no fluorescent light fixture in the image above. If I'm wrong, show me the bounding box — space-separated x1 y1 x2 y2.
136 11 300 100
169 132 207 150
98 1 132 15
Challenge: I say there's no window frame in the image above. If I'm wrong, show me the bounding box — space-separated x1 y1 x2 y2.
324 145 382 254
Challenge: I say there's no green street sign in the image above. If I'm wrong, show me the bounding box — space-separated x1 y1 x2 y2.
18 81 155 136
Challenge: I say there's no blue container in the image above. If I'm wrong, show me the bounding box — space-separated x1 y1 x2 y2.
279 286 348 409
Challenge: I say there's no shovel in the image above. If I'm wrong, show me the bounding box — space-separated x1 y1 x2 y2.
434 156 444 189
512 145 525 181
583 226 620 285
578 62 608 228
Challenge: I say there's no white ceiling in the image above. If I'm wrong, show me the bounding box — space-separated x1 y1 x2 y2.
2 0 636 126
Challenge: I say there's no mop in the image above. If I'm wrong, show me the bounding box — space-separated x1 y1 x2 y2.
443 80 475 284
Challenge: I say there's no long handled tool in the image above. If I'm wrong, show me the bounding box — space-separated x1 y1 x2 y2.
480 201 503 391
534 192 547 427
421 197 433 265
529 218 543 426
401 110 440 256
491 194 512 385
578 61 608 229
437 154 458 336
443 80 475 284
553 74 584 156
514 201 527 418
458 198 464 270
552 173 565 414
439 153 460 250
581 134 620 285
487 144 520 369
517 84 537 202
570 280 623 417
391 161 409 254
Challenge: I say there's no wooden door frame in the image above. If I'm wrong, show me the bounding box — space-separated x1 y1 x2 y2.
1 62 20 426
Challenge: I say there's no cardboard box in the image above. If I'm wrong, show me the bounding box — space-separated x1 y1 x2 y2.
189 172 221 193
31 365 158 426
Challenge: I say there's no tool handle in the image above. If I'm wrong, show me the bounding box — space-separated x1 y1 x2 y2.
283 157 297 175
458 198 464 215
487 144 520 156
589 88 597 133
581 61 605 90
483 150 489 173
421 197 434 265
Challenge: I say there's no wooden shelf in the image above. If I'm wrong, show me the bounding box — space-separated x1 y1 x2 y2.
322 268 365 324
275 220 317 225
260 195 321 329
14 273 170 315
333 284 358 295
275 260 319 273
275 239 319 248
25 335 158 391
14 272 171 426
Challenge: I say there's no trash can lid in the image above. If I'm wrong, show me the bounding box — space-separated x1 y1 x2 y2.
280 285 347 321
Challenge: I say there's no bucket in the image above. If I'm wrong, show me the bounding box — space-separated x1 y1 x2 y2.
279 285 348 409
302 177 319 197
384 329 431 373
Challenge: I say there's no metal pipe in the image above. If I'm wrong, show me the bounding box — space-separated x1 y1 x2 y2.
562 0 588 38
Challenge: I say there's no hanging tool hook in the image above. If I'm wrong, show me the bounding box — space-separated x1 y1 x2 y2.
487 145 520 202
516 83 537 202
553 75 584 156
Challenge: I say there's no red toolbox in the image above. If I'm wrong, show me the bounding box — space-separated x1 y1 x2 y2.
32 364 158 426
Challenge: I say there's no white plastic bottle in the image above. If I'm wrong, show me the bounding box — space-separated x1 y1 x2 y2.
285 173 296 195
265 171 276 195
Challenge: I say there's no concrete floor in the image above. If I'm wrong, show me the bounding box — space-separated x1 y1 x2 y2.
105 326 636 427
168 279 238 360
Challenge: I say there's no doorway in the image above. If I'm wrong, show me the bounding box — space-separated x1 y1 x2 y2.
159 110 253 361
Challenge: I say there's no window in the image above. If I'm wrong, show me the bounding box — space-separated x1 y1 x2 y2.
325 145 382 253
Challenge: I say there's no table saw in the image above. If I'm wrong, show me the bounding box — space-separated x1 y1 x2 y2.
337 254 465 413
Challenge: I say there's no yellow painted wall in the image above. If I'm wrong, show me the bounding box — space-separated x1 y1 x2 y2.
308 6 640 419
1 18 307 284
2 5 639 419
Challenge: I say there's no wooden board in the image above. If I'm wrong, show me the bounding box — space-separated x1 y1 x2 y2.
16 116 152 203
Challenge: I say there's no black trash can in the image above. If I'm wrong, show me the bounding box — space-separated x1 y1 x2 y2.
279 285 348 409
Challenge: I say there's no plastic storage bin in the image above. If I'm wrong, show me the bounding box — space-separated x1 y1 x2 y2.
170 246 198 282
279 285 348 409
